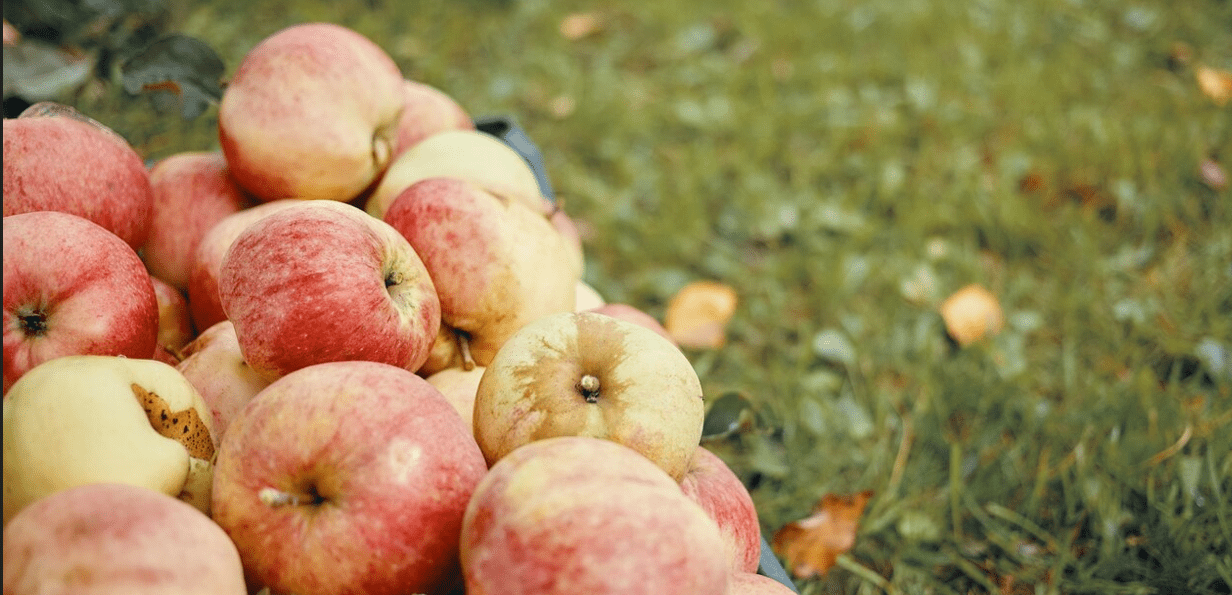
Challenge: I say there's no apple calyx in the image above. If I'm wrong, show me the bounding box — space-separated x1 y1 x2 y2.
258 485 327 508
578 374 601 403
132 383 215 460
15 306 49 337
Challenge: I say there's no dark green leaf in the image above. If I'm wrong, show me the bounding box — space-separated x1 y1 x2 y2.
120 34 223 119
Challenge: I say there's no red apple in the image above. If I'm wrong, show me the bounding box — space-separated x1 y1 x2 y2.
211 360 488 595
218 22 405 202
150 275 195 364
142 151 256 289
393 79 475 156
2 103 153 250
3 483 247 594
680 445 762 573
219 200 440 380
3 211 158 394
175 320 271 441
186 199 302 332
383 176 581 373
473 311 705 481
460 435 730 595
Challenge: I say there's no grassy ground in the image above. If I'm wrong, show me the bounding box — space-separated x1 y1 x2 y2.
58 0 1232 592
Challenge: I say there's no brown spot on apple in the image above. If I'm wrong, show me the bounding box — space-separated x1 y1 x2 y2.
131 383 214 460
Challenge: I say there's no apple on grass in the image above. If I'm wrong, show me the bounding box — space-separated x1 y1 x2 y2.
366 129 547 219
3 211 159 394
218 22 405 203
680 445 763 573
210 360 488 595
142 151 257 289
175 320 271 441
186 199 302 332
219 200 440 380
393 79 475 157
460 435 730 595
383 177 581 374
2 102 153 250
3 483 247 595
473 311 706 482
3 355 217 524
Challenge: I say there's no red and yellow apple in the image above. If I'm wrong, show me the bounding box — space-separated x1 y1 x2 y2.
211 360 488 595
175 320 271 440
393 79 475 156
219 200 440 380
473 311 706 481
3 211 159 394
680 445 762 573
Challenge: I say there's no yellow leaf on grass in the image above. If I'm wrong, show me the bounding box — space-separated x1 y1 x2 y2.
664 280 738 349
939 284 1004 347
772 490 874 579
1196 65 1232 106
560 12 604 41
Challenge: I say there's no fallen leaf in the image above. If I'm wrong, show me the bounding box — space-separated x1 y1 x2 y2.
560 12 604 41
3 20 18 46
772 490 874 579
939 284 1004 346
1196 64 1232 106
664 280 738 349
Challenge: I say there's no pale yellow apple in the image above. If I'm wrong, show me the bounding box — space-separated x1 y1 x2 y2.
2 355 217 523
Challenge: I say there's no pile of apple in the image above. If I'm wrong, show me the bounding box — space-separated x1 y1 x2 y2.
1 22 794 595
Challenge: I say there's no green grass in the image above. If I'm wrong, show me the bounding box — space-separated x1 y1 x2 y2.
55 0 1232 592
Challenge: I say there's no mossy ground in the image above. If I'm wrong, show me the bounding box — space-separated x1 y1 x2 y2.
63 0 1231 592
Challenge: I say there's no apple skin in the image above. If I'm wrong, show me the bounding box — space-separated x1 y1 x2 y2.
211 360 488 595
3 211 159 394
3 355 217 523
393 79 475 156
460 436 730 595
3 483 247 595
383 176 581 373
2 103 153 250
473 311 705 482
219 200 441 380
586 302 677 345
142 151 257 289
367 130 546 219
175 320 271 441
679 445 762 573
186 199 302 332
425 365 485 431
150 275 195 364
727 572 799 594
218 22 405 203
574 280 607 311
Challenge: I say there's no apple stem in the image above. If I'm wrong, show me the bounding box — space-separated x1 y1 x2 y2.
458 332 476 371
579 374 601 403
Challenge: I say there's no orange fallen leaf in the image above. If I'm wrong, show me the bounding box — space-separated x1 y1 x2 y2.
1196 65 1232 106
939 284 1004 347
772 490 874 579
559 12 604 41
664 280 738 349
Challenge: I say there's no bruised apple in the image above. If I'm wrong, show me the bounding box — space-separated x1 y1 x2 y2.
473 311 705 481
460 436 729 595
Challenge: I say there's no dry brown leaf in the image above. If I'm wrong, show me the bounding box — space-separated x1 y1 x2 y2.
559 12 604 41
1196 65 1232 106
772 490 874 579
664 280 738 349
939 284 1004 347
